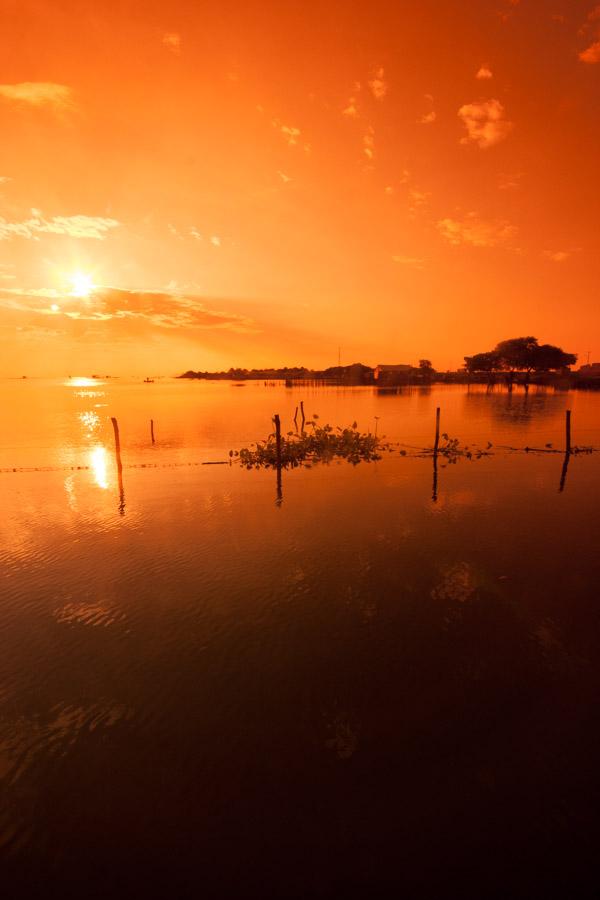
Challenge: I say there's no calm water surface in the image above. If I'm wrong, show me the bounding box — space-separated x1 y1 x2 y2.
1 379 599 896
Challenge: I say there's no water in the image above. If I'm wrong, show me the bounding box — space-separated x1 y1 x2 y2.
1 379 599 896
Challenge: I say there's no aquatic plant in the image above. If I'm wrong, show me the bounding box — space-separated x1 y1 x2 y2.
429 433 493 463
231 419 385 468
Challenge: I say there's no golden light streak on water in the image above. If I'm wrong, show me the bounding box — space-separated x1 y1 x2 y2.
90 446 109 489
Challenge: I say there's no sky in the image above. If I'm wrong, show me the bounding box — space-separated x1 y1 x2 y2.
0 0 599 375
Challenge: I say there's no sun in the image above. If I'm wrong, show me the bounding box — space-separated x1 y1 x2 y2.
69 271 95 298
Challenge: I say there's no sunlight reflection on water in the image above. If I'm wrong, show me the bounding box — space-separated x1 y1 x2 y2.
0 379 599 894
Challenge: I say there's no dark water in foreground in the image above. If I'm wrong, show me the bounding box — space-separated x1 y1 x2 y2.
1 380 599 896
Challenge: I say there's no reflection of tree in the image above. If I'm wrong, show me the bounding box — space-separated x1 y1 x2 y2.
463 388 566 427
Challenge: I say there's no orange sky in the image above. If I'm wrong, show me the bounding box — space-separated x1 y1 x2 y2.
1 0 599 375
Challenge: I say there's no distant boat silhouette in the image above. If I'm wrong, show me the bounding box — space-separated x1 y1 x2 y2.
144 377 155 383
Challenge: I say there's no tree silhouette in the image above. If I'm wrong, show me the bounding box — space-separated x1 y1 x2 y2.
465 337 576 374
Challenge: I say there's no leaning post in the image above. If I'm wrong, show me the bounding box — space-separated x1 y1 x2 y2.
434 407 441 454
274 414 282 468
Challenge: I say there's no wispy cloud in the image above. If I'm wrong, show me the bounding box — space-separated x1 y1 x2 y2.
363 126 375 160
437 213 517 247
579 40 600 62
0 263 15 280
476 65 493 79
498 171 522 190
1 287 258 335
342 97 359 118
578 6 600 61
0 210 120 241
458 99 513 148
162 32 181 54
0 82 75 113
419 94 436 124
542 248 581 262
368 67 388 101
392 254 426 270
273 120 302 146
408 189 430 217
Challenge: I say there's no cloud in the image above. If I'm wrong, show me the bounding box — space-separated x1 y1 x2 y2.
0 211 120 241
0 287 258 335
476 65 493 79
408 189 430 217
368 67 388 100
0 82 74 113
162 32 181 53
0 176 11 183
579 40 600 62
209 235 221 247
542 248 580 262
277 171 292 183
419 110 436 124
437 213 517 247
362 127 375 160
392 254 426 270
458 99 513 148
342 97 359 118
272 120 301 146
498 172 522 190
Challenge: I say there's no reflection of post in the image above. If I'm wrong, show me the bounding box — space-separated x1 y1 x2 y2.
432 450 439 503
150 419 155 444
274 413 283 505
434 407 440 453
110 416 126 515
293 406 298 430
559 410 572 493
559 452 570 493
300 400 306 431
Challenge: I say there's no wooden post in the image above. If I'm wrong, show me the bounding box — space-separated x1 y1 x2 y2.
111 416 121 458
274 414 282 467
110 417 125 515
293 406 298 427
434 407 440 453
300 400 306 430
150 419 155 444
565 409 571 454
274 414 283 505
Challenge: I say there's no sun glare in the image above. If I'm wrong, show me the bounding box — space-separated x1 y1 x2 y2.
69 271 94 298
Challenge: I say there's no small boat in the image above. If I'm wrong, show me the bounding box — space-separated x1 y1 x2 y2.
144 377 155 383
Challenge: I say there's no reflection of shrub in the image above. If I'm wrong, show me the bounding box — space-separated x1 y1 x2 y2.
231 419 385 469
436 434 493 464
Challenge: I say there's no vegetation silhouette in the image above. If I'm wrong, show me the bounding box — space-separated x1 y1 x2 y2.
465 336 577 390
231 417 384 469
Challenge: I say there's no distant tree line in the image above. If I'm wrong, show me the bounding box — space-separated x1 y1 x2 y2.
179 337 582 387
